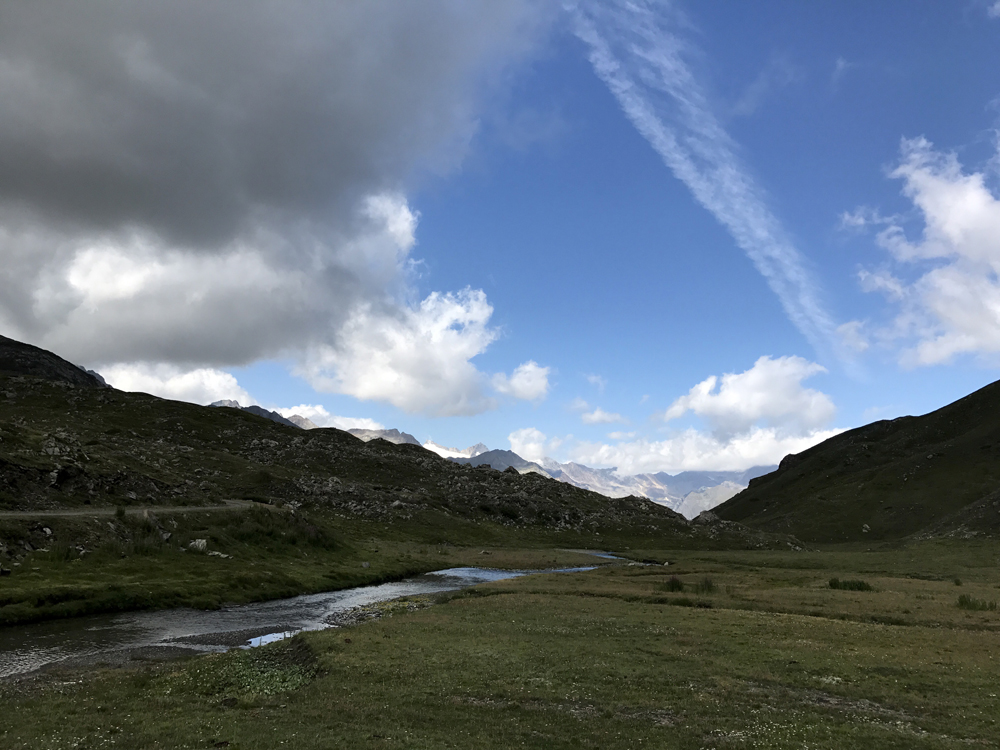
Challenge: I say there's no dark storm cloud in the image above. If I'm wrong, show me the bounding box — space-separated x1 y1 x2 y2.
0 0 551 402
0 0 544 247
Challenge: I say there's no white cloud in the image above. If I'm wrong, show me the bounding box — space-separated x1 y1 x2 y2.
274 404 383 431
0 3 552 418
663 355 834 439
299 288 499 417
857 137 1000 365
513 355 840 474
581 407 625 425
508 427 562 464
569 426 841 474
100 363 252 405
569 397 590 411
858 268 906 301
732 55 800 117
492 360 551 401
831 56 857 87
607 431 636 440
585 373 606 391
988 1 1000 20
837 320 870 353
569 0 840 359
512 424 840 474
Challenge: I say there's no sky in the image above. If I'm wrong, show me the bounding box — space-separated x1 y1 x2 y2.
3 0 1000 475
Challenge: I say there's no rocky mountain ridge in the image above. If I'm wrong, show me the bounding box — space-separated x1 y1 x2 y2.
0 335 108 390
347 428 421 446
210 400 305 430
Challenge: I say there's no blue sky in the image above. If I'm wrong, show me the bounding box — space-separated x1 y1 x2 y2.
4 1 1000 474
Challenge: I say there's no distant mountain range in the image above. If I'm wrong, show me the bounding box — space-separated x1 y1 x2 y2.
347 428 421 446
204 409 771 518
444 447 773 519
538 462 775 518
210 400 314 430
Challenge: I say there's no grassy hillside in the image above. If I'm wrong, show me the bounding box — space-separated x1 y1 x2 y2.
715 378 1000 543
0 345 795 623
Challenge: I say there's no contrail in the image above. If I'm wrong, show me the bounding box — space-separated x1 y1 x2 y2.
569 0 841 360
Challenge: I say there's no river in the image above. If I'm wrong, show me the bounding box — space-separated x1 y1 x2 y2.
0 565 596 679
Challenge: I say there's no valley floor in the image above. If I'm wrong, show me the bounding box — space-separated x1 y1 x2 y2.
3 540 998 749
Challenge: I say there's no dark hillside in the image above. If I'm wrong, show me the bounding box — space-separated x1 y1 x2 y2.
0 335 106 388
0 336 801 624
715 378 1000 542
0 336 797 565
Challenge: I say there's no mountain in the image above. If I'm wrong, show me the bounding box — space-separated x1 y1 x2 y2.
423 440 489 459
210 400 301 430
715 378 1000 542
0 334 798 556
285 414 320 429
446 447 773 517
674 481 747 519
347 428 421 446
450 449 551 475
0 334 108 389
539 460 775 518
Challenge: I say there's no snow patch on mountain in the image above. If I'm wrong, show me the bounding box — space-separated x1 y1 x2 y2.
423 440 490 459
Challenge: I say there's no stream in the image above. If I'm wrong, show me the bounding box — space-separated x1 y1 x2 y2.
0 565 596 679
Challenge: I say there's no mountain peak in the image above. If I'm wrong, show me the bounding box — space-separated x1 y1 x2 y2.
0 334 109 389
349 428 421 446
424 440 490 459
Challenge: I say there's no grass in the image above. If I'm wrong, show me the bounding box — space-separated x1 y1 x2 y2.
660 575 685 592
2 540 998 749
957 594 997 611
829 578 874 591
715 376 1000 543
0 506 625 626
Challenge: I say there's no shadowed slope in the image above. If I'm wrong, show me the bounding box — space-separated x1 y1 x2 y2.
715 378 1000 542
0 335 106 389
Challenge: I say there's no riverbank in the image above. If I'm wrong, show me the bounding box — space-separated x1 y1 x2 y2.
0 566 597 680
0 504 621 626
3 540 998 749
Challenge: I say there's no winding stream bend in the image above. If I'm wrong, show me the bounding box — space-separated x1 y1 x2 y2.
0 566 595 679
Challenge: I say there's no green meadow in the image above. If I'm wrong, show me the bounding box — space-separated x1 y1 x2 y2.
3 539 998 749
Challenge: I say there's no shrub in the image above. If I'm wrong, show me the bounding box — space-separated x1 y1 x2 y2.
694 576 715 594
829 578 873 591
957 594 997 611
661 576 684 592
954 578 963 587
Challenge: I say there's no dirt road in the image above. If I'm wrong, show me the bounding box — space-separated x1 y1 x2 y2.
0 498 269 519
